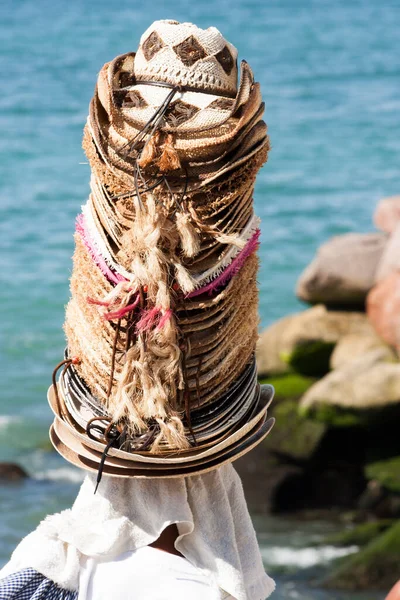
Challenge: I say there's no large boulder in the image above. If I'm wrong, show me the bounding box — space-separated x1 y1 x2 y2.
367 272 400 348
257 305 373 377
300 348 400 414
374 195 400 234
296 233 387 306
375 223 400 282
330 331 395 370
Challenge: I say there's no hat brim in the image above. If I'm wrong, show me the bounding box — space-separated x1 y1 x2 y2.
49 414 275 478
47 382 274 465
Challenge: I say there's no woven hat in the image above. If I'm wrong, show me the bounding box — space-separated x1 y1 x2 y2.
51 20 274 486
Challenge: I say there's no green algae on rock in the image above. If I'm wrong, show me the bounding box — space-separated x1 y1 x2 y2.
365 457 400 494
267 400 327 461
256 305 372 377
320 520 394 547
259 373 316 400
281 340 335 376
322 519 400 591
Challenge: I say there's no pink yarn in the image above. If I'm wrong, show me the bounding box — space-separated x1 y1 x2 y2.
87 297 111 307
104 296 140 321
136 307 161 332
187 229 261 298
75 214 126 285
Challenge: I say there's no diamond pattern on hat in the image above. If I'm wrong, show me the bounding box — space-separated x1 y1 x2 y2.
164 100 200 127
114 89 149 109
142 31 165 61
119 71 135 88
134 21 239 95
208 97 235 111
123 90 148 108
173 36 207 66
215 46 235 75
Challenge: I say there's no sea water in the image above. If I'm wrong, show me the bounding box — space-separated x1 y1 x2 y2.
0 0 399 597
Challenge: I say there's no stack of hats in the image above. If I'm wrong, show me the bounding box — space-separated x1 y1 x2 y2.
49 20 274 480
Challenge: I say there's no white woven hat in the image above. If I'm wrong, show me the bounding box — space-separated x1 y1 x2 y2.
94 20 259 139
134 20 238 94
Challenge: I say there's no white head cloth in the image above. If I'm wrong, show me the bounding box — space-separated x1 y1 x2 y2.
5 464 274 600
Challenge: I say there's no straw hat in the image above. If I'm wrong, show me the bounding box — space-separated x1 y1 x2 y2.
51 20 273 485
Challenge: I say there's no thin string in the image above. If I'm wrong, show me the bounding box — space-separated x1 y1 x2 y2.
52 358 79 418
118 85 181 157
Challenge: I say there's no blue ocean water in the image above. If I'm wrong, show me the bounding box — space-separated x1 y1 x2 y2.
0 0 399 597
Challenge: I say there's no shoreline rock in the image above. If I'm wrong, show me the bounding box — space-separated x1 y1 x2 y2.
300 348 400 413
296 232 386 306
0 462 29 481
257 305 372 377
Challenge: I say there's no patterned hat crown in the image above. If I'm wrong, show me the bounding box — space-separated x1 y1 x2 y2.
134 20 238 96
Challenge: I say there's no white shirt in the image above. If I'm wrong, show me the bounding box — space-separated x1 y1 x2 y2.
78 546 233 600
1 467 275 599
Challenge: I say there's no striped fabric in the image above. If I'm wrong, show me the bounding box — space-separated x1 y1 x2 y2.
0 568 77 600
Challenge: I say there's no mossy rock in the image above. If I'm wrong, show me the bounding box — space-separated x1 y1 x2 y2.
281 340 335 377
322 520 400 590
259 373 316 400
321 520 394 547
302 398 400 433
266 400 327 461
365 457 400 494
300 403 364 427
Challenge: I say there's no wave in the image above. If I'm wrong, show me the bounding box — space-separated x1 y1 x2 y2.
34 468 84 484
0 416 19 429
261 544 359 569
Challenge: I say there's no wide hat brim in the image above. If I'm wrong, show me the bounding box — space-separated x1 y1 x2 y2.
49 414 275 479
47 383 274 476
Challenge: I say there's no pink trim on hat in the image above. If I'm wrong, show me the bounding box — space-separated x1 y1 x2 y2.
187 229 260 298
76 214 126 285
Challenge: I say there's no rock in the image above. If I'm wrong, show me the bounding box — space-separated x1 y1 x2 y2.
375 223 400 282
372 495 400 519
259 373 316 400
0 462 29 481
321 520 400 591
365 457 400 494
300 348 400 414
238 417 365 513
296 233 387 306
272 463 365 512
357 480 386 511
267 400 327 461
257 305 372 377
283 340 335 376
374 195 400 234
235 446 303 513
330 332 395 370
367 272 400 348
